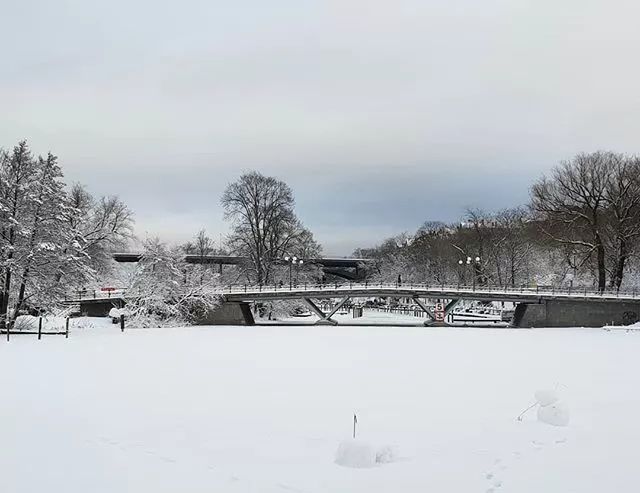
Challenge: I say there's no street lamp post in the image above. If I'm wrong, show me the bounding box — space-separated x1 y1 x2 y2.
284 256 303 289
296 259 304 286
465 256 481 290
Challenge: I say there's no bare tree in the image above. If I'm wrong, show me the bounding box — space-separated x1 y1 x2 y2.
492 207 533 287
531 152 612 291
453 208 491 286
184 229 216 259
221 172 320 285
603 156 640 289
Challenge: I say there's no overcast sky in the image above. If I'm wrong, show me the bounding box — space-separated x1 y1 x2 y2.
2 0 640 255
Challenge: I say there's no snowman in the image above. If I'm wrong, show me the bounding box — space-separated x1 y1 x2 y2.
518 389 570 427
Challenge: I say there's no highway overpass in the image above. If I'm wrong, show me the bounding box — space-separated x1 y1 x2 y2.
112 253 372 280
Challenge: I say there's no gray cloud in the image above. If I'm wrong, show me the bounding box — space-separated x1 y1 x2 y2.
2 0 640 254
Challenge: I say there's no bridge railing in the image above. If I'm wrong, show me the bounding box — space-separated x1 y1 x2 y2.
63 288 129 302
220 281 640 300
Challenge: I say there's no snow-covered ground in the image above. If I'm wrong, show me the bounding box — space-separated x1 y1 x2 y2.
2 322 639 492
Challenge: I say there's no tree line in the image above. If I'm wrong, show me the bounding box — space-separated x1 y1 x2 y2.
3 139 637 326
356 151 640 292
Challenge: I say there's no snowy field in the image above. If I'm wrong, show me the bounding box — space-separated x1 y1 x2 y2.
2 322 640 492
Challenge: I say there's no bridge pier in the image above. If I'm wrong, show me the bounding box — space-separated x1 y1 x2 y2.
198 302 255 325
413 297 460 326
412 297 436 324
444 299 461 321
303 297 350 325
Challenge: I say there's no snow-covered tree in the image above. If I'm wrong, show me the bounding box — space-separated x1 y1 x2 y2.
125 238 221 327
8 153 87 324
0 144 83 326
67 183 134 278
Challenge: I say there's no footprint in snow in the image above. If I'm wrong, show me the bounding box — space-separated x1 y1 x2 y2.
484 457 507 491
276 483 304 493
484 436 569 491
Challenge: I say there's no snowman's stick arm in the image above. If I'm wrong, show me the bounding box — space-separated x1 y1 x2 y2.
516 401 538 421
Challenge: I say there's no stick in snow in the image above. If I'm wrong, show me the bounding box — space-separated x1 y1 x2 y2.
353 413 357 438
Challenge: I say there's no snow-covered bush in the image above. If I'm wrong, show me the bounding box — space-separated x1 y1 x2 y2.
124 238 222 327
13 315 65 332
13 316 38 331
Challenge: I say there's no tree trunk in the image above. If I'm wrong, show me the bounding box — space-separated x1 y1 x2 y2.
8 276 28 330
610 239 627 291
0 291 6 330
595 233 606 292
493 254 503 288
1 228 15 323
1 267 12 323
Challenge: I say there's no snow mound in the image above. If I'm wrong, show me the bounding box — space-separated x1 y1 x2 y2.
335 440 396 468
335 439 376 468
108 308 130 319
535 389 559 407
375 445 396 464
537 401 570 427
